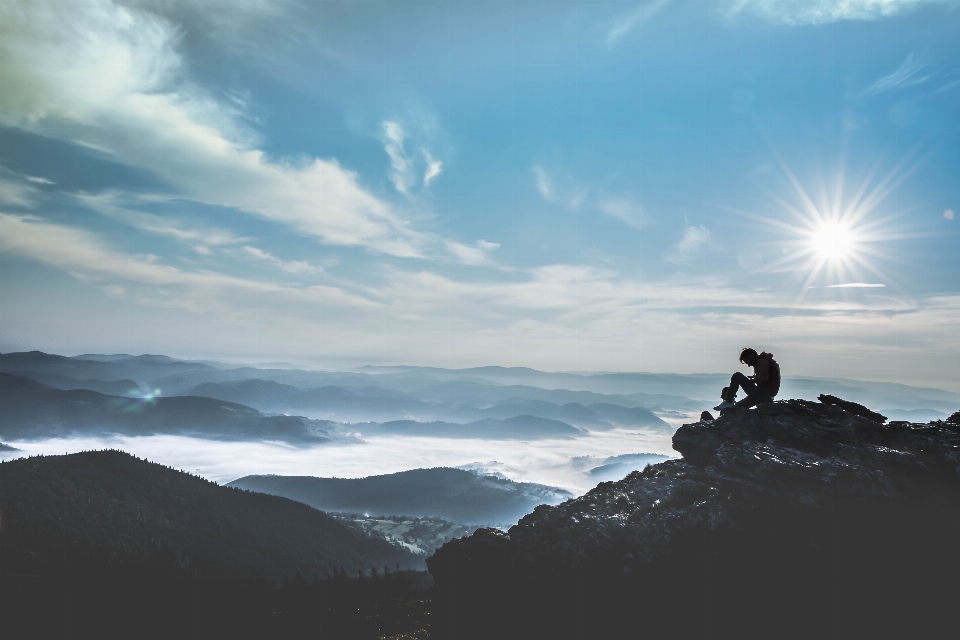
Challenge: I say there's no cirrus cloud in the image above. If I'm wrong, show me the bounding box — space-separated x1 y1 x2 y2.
723 0 955 24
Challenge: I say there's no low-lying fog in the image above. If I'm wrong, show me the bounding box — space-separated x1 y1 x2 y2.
7 352 956 498
0 425 682 495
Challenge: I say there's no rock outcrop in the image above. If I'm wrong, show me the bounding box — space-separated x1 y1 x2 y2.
428 401 960 640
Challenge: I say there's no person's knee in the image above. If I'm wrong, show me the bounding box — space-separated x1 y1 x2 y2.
731 372 749 384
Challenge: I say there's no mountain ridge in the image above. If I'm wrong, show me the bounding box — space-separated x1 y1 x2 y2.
0 372 336 444
228 467 573 525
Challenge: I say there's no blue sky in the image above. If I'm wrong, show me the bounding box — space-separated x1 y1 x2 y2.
0 0 958 387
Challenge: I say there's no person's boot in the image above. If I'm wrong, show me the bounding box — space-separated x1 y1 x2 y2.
714 386 737 411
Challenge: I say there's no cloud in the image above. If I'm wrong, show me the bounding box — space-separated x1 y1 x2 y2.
242 246 322 275
532 165 589 209
104 285 125 297
723 0 953 24
863 52 932 95
382 120 444 194
0 171 40 208
666 225 710 264
930 78 960 95
423 149 443 186
827 283 886 288
0 213 377 312
0 0 431 258
78 191 250 251
533 166 555 202
382 120 414 194
445 240 501 266
597 197 643 230
536 168 643 230
607 0 670 46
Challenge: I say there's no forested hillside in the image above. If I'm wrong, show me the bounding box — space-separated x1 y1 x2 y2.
0 450 419 579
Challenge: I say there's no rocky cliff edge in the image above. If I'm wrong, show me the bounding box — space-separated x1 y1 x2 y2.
428 399 960 639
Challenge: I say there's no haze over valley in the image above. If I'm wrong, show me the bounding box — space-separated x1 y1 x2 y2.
3 350 957 506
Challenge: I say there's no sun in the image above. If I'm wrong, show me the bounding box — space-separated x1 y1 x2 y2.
734 151 917 294
810 222 855 262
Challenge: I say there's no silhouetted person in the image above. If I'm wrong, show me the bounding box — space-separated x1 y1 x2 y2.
714 348 780 414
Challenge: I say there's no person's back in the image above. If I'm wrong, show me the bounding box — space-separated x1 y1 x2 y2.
752 351 780 398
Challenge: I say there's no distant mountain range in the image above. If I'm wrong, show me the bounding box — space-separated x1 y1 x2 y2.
189 379 672 431
0 372 336 443
359 415 584 439
2 351 957 442
0 450 420 579
228 468 574 525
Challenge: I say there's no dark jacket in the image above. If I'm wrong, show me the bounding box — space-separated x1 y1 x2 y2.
751 352 780 397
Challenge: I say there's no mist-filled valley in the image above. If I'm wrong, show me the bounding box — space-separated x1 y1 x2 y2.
0 351 690 498
3 349 957 507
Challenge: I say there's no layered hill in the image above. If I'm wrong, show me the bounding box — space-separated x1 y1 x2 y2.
5 351 958 419
0 450 420 579
0 372 335 443
228 468 573 525
359 415 584 439
428 402 960 639
189 379 436 422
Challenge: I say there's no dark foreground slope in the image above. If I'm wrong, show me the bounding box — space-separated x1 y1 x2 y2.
230 468 573 525
428 402 960 640
0 450 420 578
0 450 423 639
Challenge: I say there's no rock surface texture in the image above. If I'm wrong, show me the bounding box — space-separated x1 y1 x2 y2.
428 400 960 640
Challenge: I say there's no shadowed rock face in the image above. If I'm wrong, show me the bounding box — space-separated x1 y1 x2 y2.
428 401 960 640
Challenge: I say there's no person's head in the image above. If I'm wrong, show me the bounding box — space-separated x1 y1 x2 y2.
739 347 758 365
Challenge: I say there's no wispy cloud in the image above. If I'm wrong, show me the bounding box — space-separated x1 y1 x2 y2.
445 240 501 266
597 197 644 230
607 0 670 46
382 120 415 194
666 225 710 264
827 283 886 288
533 166 555 202
79 192 250 253
863 52 932 95
0 213 376 312
0 1 440 259
724 0 952 25
0 170 40 208
242 246 323 275
423 149 443 186
535 167 645 231
382 120 444 194
532 165 589 209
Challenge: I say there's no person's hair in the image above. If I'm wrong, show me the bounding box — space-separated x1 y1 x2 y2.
739 347 758 364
